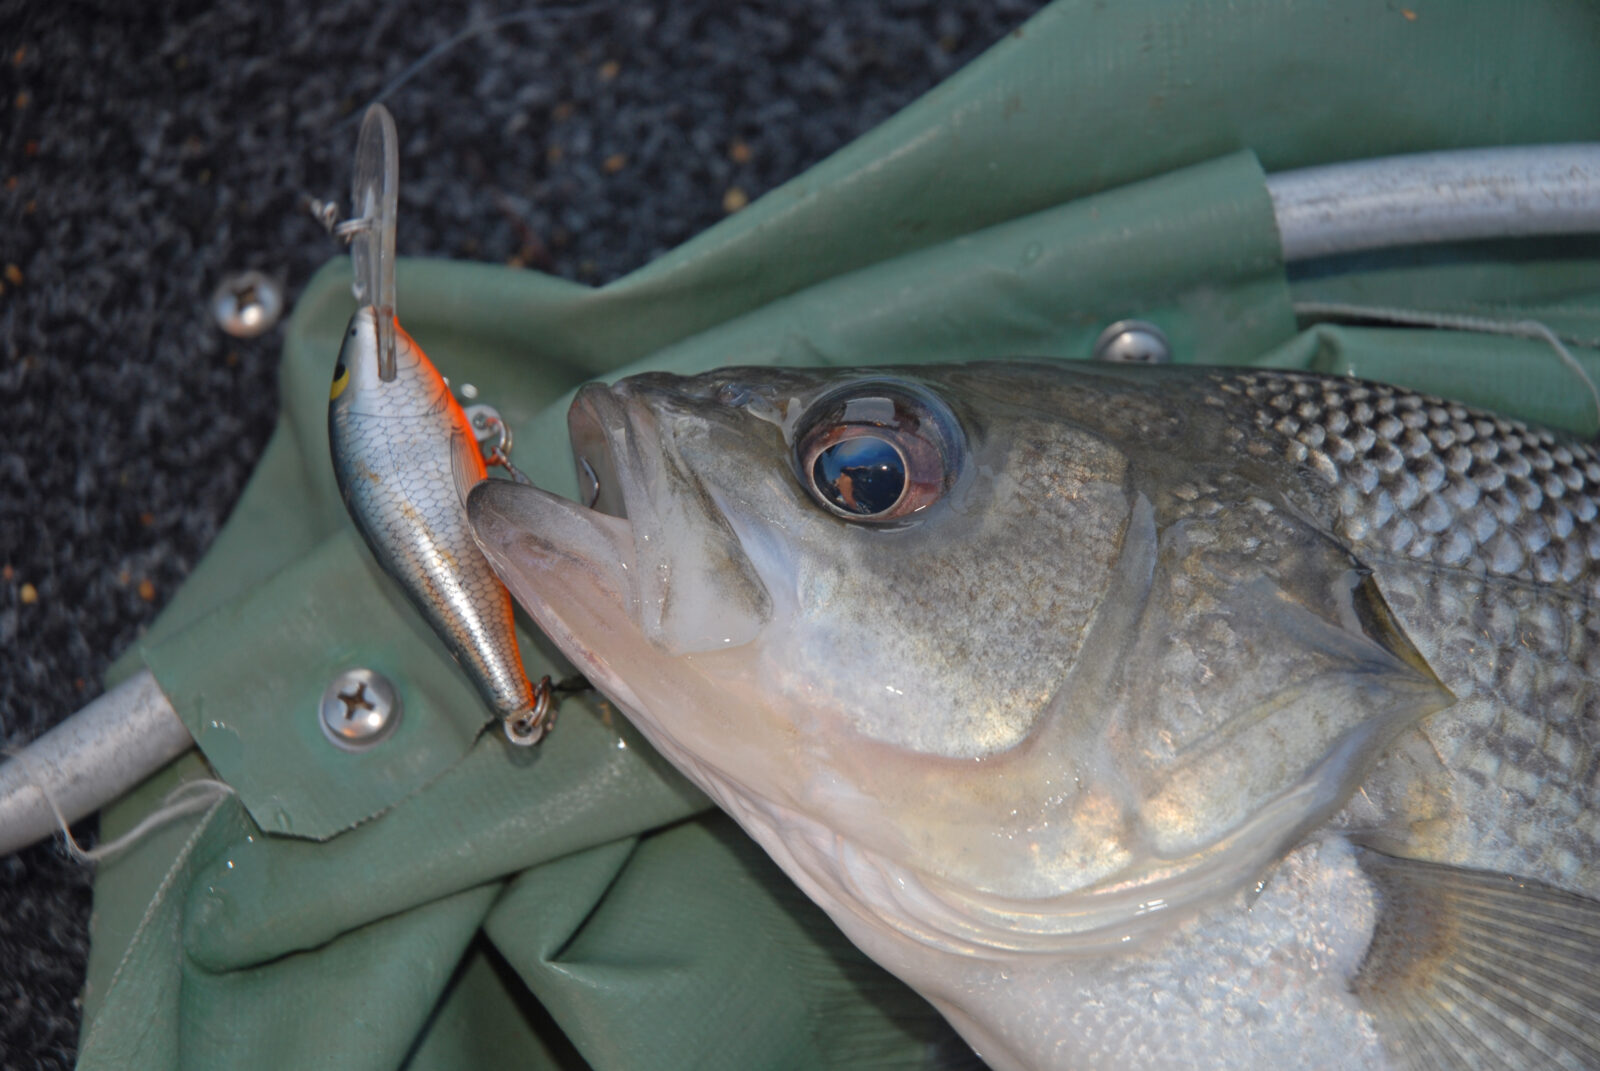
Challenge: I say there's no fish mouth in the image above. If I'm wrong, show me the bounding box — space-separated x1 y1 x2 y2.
466 375 789 823
575 380 774 655
469 377 772 669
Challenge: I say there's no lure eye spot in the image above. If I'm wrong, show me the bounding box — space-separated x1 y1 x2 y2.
330 361 350 400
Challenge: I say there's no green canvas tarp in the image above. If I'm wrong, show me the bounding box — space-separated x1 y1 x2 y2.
78 1 1600 1067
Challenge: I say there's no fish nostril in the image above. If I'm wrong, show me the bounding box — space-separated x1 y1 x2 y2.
716 383 753 408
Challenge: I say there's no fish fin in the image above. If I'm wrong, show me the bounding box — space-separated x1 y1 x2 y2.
1353 848 1600 1071
449 427 486 512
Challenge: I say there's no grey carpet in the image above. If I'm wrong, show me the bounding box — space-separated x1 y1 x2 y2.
0 1 1044 1065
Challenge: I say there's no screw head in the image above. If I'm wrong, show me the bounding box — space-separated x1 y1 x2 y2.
319 668 402 750
1092 320 1171 364
211 270 284 338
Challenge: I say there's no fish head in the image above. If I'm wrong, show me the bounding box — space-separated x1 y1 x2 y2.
328 306 433 414
468 360 1452 974
469 362 1126 816
553 364 1109 756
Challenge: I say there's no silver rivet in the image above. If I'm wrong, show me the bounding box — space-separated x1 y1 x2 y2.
211 270 284 338
319 668 402 750
1092 320 1171 364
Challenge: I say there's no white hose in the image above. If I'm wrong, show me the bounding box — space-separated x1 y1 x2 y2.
1268 144 1600 261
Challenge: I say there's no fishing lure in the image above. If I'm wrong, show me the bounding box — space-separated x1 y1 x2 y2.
328 104 550 745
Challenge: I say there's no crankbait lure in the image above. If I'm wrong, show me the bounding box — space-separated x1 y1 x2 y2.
327 104 550 745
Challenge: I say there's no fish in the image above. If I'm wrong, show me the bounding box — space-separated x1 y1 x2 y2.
328 307 548 743
327 103 547 745
465 359 1600 1070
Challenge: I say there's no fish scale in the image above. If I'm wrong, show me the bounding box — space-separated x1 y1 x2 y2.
1222 373 1600 586
1218 371 1600 898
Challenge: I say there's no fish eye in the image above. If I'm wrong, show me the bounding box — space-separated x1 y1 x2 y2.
811 435 907 515
794 382 959 523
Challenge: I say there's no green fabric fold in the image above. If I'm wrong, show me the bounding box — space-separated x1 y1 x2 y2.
484 816 962 1071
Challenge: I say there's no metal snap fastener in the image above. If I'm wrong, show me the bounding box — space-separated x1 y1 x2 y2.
211 270 284 338
320 668 402 750
1092 320 1171 364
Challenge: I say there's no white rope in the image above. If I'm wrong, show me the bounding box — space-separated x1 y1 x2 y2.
1292 301 1600 435
1 746 234 865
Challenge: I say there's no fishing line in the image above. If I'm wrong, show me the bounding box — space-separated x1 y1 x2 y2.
311 5 626 265
1292 300 1600 437
332 1 623 134
1 746 235 865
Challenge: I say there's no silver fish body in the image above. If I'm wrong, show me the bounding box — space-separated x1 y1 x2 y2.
467 360 1600 1070
330 307 537 731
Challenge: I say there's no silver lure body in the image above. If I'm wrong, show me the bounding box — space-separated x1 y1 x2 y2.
329 307 536 729
468 360 1600 1070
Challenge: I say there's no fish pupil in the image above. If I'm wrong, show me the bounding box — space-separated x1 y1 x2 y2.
813 436 906 515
